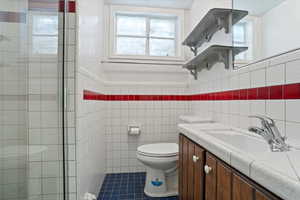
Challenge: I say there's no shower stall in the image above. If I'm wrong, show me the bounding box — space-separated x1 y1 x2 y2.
0 0 72 199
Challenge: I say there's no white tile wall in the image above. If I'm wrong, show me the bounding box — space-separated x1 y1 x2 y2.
76 0 106 198
104 88 189 172
188 49 300 149
76 71 106 199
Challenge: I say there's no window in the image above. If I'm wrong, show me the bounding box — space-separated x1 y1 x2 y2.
109 6 184 61
234 22 247 60
233 19 254 63
116 14 177 57
32 14 58 55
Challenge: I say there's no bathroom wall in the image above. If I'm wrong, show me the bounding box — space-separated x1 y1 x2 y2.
188 49 300 147
104 82 189 173
187 0 300 150
188 0 232 53
80 0 300 179
76 0 106 198
99 3 191 173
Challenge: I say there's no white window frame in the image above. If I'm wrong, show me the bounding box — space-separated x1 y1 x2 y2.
108 5 185 62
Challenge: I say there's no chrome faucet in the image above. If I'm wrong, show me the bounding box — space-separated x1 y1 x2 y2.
248 115 290 152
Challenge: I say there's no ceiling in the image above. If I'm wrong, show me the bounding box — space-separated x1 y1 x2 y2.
105 0 195 9
234 0 286 16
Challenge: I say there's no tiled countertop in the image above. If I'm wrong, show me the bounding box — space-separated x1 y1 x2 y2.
178 123 300 200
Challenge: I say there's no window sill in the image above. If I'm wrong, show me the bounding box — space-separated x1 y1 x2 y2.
103 56 185 66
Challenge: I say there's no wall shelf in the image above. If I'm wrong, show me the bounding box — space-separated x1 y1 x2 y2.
182 8 248 55
183 45 248 80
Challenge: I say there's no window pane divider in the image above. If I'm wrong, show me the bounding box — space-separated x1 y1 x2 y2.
33 34 58 37
146 16 150 56
149 36 175 40
116 35 147 39
116 35 175 40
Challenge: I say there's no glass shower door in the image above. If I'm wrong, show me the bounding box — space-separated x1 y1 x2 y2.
0 0 68 199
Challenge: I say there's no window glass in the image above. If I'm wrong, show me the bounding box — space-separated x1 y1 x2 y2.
32 14 58 55
33 15 58 35
150 18 176 38
117 15 146 36
114 12 179 58
234 23 246 44
150 39 175 56
117 37 146 55
234 22 247 60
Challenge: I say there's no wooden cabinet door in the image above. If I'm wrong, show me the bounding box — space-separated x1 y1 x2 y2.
179 134 282 200
187 140 195 200
217 162 232 200
179 135 205 200
181 136 189 200
256 189 281 200
179 135 183 200
232 174 254 200
205 153 217 200
256 190 270 200
194 145 205 200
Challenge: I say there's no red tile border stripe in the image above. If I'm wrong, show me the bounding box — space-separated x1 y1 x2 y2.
68 1 76 13
83 83 300 101
28 0 76 13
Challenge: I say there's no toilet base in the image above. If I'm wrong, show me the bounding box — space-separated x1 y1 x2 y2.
144 167 178 197
144 189 178 198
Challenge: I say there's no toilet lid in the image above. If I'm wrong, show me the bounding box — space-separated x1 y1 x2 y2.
137 143 178 157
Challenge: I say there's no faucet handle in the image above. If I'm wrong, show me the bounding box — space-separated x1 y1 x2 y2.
249 115 270 127
260 115 276 125
281 136 288 141
248 126 268 137
248 126 263 133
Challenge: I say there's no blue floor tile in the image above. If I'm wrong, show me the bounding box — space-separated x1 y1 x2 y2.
97 172 178 200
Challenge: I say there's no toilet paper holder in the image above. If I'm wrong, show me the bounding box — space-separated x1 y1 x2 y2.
128 125 141 135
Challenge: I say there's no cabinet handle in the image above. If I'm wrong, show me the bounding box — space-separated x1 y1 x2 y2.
204 165 212 174
193 155 199 163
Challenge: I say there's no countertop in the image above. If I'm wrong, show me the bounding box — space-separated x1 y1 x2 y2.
178 123 300 200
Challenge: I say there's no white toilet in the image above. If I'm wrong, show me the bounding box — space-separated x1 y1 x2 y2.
137 143 178 197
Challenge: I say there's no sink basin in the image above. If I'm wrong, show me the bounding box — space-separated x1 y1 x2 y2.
206 130 270 154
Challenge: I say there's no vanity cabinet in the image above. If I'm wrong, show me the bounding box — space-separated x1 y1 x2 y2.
205 153 233 200
179 134 282 200
179 135 205 200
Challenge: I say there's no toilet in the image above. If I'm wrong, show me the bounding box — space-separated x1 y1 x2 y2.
137 143 178 197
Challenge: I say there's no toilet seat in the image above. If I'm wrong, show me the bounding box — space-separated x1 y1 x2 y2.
137 143 178 157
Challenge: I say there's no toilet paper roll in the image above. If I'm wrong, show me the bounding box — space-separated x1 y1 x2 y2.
128 126 140 135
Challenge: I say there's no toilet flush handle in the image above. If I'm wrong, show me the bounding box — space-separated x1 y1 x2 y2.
192 155 199 163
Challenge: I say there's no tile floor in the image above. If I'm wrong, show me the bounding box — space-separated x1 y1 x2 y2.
97 172 178 200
